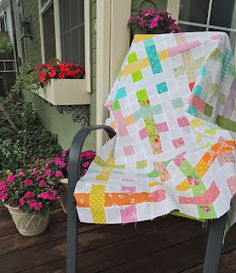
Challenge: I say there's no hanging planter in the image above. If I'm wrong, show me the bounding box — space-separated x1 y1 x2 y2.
128 9 180 42
34 62 90 105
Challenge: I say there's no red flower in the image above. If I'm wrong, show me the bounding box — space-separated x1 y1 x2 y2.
39 72 47 81
49 70 56 78
58 72 65 79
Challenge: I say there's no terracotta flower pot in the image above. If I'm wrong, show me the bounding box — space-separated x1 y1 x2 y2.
5 205 49 236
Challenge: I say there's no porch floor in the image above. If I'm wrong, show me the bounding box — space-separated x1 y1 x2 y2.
1 205 236 273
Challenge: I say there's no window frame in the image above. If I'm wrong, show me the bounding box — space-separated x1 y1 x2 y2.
38 0 91 92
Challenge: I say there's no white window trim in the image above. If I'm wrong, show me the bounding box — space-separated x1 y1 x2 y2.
38 0 91 93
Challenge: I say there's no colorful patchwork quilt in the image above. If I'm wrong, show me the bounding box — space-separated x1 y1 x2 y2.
74 32 236 224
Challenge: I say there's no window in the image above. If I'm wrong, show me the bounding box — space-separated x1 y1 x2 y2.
41 2 56 62
59 0 85 64
0 14 6 32
178 0 236 51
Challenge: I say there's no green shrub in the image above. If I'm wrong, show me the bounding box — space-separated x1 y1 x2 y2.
0 34 13 55
0 97 62 173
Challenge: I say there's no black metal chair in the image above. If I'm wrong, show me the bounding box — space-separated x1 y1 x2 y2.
66 125 227 273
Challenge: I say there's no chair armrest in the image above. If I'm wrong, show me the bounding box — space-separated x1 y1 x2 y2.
68 125 116 198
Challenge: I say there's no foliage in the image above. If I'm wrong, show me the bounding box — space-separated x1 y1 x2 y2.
0 96 62 175
0 34 13 55
45 149 96 180
0 170 62 214
11 64 40 97
35 62 85 87
128 9 180 34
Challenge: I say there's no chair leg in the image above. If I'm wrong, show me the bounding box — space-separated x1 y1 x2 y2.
203 214 227 273
66 200 78 273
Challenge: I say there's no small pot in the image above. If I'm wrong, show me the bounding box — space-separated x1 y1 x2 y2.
5 205 49 236
59 178 68 214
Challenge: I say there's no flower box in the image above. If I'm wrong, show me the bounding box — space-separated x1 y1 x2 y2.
36 79 90 105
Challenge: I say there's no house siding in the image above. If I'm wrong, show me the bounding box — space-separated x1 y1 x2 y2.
21 0 42 64
13 0 95 150
131 0 167 15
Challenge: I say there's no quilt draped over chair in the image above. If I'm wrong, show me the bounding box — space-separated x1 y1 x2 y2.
74 32 236 225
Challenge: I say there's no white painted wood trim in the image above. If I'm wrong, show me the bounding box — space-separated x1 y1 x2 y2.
167 0 180 21
110 0 131 86
53 0 62 60
84 0 91 93
96 0 132 149
96 0 111 149
38 0 45 63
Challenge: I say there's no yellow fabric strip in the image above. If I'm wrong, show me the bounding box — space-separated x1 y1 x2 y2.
158 49 170 61
133 34 156 43
90 184 106 224
121 57 149 76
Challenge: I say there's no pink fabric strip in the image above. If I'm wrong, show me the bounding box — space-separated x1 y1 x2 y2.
168 40 201 57
120 186 137 223
187 94 206 113
179 181 220 205
222 79 236 119
210 34 224 40
139 127 149 140
113 110 128 136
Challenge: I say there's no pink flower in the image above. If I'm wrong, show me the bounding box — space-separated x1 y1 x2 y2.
18 171 25 177
19 198 25 206
28 199 42 211
169 23 180 32
61 151 67 158
82 169 88 176
36 175 45 181
38 190 57 201
24 191 35 198
54 157 61 165
150 16 160 29
23 178 33 186
44 169 52 176
81 150 95 160
0 181 6 191
39 180 47 187
55 170 63 178
128 17 133 25
0 193 8 200
59 160 66 168
82 161 90 168
7 175 16 183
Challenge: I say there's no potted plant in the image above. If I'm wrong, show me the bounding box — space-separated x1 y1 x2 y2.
45 148 96 213
0 170 62 236
34 62 90 105
128 9 180 39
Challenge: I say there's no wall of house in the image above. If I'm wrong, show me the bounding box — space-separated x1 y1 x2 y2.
13 0 95 150
131 0 167 15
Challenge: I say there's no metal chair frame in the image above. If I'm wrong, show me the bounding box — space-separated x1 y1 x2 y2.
66 125 227 273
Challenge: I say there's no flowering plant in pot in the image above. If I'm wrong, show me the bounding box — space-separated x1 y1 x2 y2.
0 170 62 236
128 9 180 37
34 62 85 87
45 149 96 213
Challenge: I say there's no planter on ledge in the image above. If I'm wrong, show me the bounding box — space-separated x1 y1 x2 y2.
36 79 90 105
